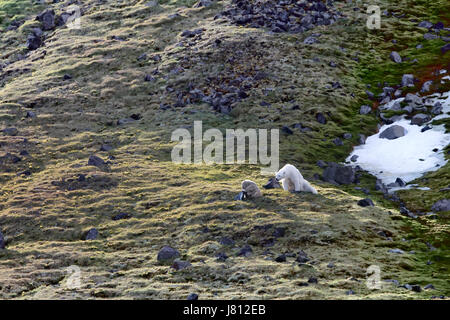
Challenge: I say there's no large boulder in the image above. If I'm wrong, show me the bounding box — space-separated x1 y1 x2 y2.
37 9 56 31
404 93 423 105
411 113 431 126
157 246 180 263
431 199 450 212
379 125 407 140
322 162 356 185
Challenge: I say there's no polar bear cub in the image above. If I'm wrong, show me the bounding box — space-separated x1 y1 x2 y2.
275 164 318 194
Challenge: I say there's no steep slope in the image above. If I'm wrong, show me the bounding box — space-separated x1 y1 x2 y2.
0 0 448 299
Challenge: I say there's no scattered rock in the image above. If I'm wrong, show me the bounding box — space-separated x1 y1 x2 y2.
112 212 131 221
296 250 309 263
237 245 253 257
333 137 343 146
36 9 56 31
2 127 18 136
424 284 435 290
85 228 99 240
390 51 402 63
423 33 438 40
0 230 5 249
263 177 281 189
171 260 192 271
411 113 431 126
411 285 421 292
157 246 180 263
379 125 406 140
431 199 450 212
418 21 433 29
187 293 199 300
401 74 414 87
322 162 356 185
316 113 327 124
216 252 228 262
220 237 235 246
357 198 374 207
308 277 318 284
359 105 372 115
388 248 405 254
343 133 352 140
421 80 433 93
275 254 286 263
88 155 109 170
431 102 442 115
350 155 359 162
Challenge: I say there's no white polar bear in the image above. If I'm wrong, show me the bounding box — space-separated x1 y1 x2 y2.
275 164 318 194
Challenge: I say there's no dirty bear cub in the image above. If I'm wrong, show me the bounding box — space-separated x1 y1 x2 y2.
275 164 318 194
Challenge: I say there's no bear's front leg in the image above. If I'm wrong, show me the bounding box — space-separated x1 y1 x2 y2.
282 179 290 191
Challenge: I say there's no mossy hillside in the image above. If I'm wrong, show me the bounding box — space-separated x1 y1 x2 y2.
0 0 448 299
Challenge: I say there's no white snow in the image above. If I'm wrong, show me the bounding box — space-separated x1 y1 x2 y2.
346 92 450 187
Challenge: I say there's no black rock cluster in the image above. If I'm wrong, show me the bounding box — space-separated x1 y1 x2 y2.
221 0 341 33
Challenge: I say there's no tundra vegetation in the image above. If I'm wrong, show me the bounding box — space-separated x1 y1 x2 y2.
0 0 448 299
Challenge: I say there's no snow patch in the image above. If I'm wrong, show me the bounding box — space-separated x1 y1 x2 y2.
346 92 450 187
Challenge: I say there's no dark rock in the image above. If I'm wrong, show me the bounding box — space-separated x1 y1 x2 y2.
26 111 36 118
0 230 5 249
181 28 203 37
219 237 235 246
411 113 431 126
296 250 309 263
216 252 228 262
26 33 42 51
358 134 366 144
100 144 113 152
418 21 433 29
308 277 318 284
424 284 435 290
282 126 293 135
431 199 450 212
316 160 327 168
327 262 335 268
88 155 109 170
401 74 414 87
350 155 359 162
379 125 407 140
157 246 180 263
112 212 131 221
360 105 372 115
263 177 281 189
333 138 343 146
421 80 433 93
423 33 438 40
346 290 355 295
395 178 406 187
171 260 191 270
63 74 72 80
187 293 199 300
85 228 99 240
411 285 421 292
2 127 18 136
37 9 56 31
431 102 443 115
421 125 432 132
441 43 450 54
366 90 375 100
234 191 247 201
343 133 352 140
272 227 286 238
316 113 327 124
275 254 286 263
358 198 374 207
237 245 253 257
322 162 356 185
390 51 402 63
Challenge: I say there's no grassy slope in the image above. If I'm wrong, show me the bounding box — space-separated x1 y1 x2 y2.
0 0 448 299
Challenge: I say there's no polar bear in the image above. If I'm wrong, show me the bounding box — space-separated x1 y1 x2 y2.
275 164 318 194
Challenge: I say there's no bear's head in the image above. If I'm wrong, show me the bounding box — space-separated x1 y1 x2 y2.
275 170 286 181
